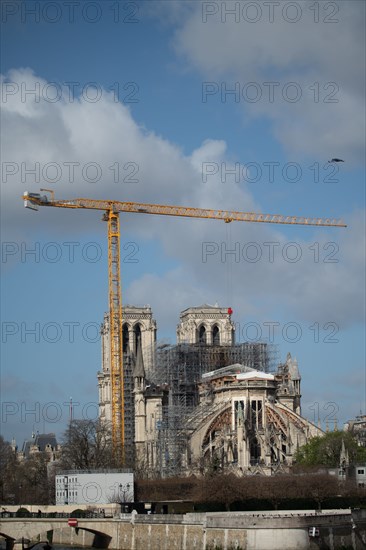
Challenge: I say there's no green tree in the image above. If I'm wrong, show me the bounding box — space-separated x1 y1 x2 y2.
294 431 366 468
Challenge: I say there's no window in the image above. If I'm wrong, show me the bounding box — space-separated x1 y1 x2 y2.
134 324 142 354
357 469 365 475
251 400 263 429
212 325 220 345
250 437 261 463
198 325 207 344
234 400 245 429
123 323 129 353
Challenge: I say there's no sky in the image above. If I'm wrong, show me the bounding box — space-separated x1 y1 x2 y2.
1 0 365 446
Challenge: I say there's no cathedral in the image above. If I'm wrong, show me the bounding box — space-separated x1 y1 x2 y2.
98 304 323 476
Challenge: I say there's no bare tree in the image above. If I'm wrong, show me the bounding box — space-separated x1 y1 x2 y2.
1 436 54 505
17 453 51 504
0 436 17 503
59 419 115 470
197 474 246 511
136 476 198 503
256 474 304 509
295 473 340 511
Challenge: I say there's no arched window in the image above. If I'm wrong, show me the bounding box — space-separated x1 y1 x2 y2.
212 325 220 345
122 324 129 353
133 323 142 354
251 400 263 429
250 437 261 464
198 325 207 344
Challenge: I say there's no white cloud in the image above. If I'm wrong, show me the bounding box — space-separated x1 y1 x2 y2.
190 138 227 172
1 68 364 334
171 0 365 162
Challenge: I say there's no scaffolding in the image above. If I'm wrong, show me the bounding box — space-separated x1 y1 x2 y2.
153 342 276 402
147 342 278 477
123 351 135 467
101 315 278 476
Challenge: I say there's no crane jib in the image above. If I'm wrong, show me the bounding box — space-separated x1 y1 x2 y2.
22 192 347 228
22 189 347 464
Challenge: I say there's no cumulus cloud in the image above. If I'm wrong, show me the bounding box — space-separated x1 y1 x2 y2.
1 68 364 336
1 68 254 237
170 0 365 163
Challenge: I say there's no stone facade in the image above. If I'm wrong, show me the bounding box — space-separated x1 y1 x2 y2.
177 304 235 345
345 413 366 447
14 432 60 463
5 510 366 550
98 304 322 476
98 305 157 423
186 353 321 475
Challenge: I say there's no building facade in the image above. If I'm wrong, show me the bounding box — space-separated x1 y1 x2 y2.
345 414 366 447
98 304 322 477
13 432 60 462
55 470 134 506
98 305 157 465
177 304 235 345
133 352 322 477
186 353 320 475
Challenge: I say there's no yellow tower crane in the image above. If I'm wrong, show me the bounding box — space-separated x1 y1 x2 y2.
23 189 346 464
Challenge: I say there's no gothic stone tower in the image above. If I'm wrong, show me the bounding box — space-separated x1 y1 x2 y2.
98 305 157 423
176 304 235 345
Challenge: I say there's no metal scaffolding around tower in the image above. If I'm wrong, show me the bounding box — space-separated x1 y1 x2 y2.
153 342 277 398
147 341 278 477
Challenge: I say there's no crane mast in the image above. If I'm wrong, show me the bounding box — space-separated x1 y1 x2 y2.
107 210 124 464
23 190 346 464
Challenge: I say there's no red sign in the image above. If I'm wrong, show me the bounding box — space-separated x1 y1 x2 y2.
68 518 78 527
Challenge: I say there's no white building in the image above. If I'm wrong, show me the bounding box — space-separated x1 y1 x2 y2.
55 470 134 506
355 465 366 487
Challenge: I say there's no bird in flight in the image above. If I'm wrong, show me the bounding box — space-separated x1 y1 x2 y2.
328 158 345 163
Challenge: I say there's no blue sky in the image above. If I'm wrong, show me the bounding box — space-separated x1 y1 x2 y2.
1 0 365 445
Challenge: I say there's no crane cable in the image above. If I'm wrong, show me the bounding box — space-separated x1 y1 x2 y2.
225 222 233 311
